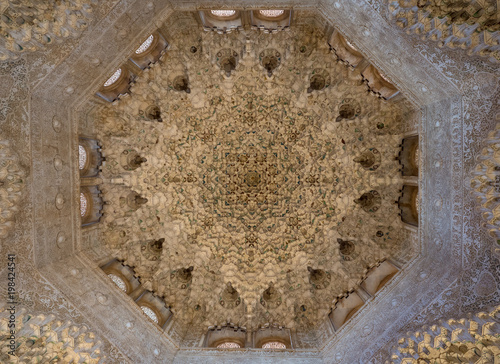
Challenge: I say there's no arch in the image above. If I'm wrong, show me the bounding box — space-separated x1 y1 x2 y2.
104 68 122 87
261 341 287 349
398 185 419 227
206 324 246 348
216 341 241 349
80 191 89 218
135 35 154 54
107 273 128 292
329 291 364 331
135 290 172 328
79 137 103 178
361 64 400 100
140 305 159 324
360 260 399 295
100 259 141 295
254 327 292 349
259 10 285 18
210 10 237 18
199 10 243 33
129 31 169 70
328 30 365 68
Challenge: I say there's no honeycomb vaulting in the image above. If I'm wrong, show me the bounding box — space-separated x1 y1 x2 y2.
96 25 411 333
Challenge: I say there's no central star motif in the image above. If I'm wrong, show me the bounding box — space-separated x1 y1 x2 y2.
244 171 261 187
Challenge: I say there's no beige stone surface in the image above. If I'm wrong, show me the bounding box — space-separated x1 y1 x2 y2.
0 0 498 363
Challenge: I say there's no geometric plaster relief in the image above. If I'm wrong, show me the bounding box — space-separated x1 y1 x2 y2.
94 22 413 337
471 122 500 257
0 308 103 363
390 305 500 363
389 0 500 63
0 139 26 238
0 0 93 61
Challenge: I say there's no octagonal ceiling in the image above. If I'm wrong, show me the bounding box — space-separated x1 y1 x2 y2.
94 15 413 334
3 0 497 363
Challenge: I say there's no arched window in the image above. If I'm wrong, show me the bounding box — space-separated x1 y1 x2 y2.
262 341 286 349
97 66 134 102
210 10 236 17
251 9 291 32
413 144 419 168
200 10 242 34
361 65 400 100
345 38 357 50
79 144 87 170
259 10 285 18
135 35 154 54
217 342 241 349
360 260 399 295
108 274 127 292
100 259 142 296
398 185 419 227
329 292 364 331
329 31 365 68
206 324 246 348
80 186 103 227
379 71 392 83
398 136 419 176
80 192 88 217
103 68 122 87
129 31 169 70
141 306 159 323
79 138 103 178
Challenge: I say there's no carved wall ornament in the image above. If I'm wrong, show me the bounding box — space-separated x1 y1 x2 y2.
337 238 356 261
0 0 94 60
0 140 26 238
171 266 194 289
173 76 191 93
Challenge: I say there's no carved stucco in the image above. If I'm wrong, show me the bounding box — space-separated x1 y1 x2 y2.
0 0 498 363
94 22 412 334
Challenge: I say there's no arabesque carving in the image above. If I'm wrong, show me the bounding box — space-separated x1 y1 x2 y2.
94 25 411 335
389 0 500 62
390 305 500 363
0 308 104 363
0 139 26 238
0 0 93 60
